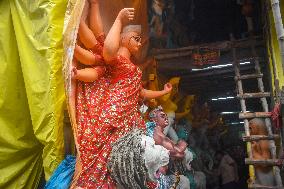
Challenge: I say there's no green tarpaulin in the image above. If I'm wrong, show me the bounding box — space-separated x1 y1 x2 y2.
0 0 67 188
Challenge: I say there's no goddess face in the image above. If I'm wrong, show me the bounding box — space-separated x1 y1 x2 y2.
249 122 259 135
121 31 142 55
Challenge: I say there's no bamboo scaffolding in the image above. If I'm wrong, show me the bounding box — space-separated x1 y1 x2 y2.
270 0 284 73
265 0 280 100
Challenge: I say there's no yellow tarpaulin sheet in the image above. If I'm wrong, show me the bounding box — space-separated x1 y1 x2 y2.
268 1 284 89
0 0 67 188
0 0 148 187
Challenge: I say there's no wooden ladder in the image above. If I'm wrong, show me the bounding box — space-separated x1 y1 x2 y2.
232 37 283 189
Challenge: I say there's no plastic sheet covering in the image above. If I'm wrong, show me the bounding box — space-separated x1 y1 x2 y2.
44 155 76 189
0 0 67 188
268 1 284 88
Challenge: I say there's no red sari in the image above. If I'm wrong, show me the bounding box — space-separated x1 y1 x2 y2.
75 54 145 188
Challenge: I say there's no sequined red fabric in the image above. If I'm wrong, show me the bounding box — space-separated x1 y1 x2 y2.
147 181 158 189
76 55 146 188
271 102 281 130
89 34 105 66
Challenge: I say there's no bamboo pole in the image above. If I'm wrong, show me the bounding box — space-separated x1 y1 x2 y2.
245 158 281 166
251 39 283 187
270 0 284 73
231 36 256 186
266 3 280 101
265 0 284 154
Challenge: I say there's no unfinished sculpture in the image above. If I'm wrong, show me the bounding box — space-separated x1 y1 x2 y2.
72 0 106 82
108 129 170 189
249 118 276 186
159 77 190 143
147 106 192 189
148 106 188 158
182 95 195 123
70 1 173 188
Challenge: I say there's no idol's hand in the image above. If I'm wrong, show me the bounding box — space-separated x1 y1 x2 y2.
117 8 135 24
81 1 89 21
71 66 78 79
163 83 172 93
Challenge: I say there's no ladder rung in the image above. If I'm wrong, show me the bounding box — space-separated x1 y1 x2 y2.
235 73 263 80
243 135 280 142
237 92 271 99
249 184 284 189
239 112 271 119
245 158 281 166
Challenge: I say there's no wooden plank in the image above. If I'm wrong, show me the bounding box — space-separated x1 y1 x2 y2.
235 73 263 80
175 63 256 79
155 51 192 60
237 92 271 99
249 184 284 189
245 158 281 166
243 135 280 142
152 36 263 55
157 54 265 71
239 112 271 119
